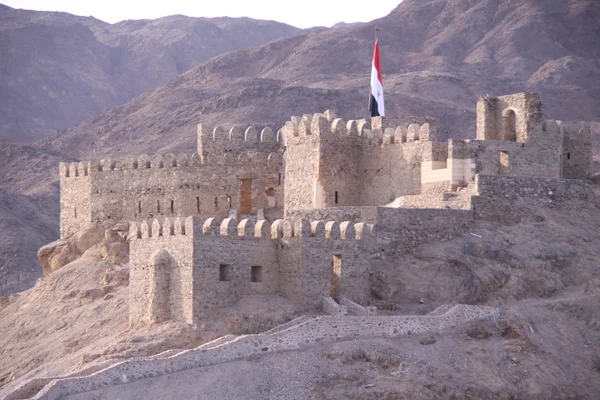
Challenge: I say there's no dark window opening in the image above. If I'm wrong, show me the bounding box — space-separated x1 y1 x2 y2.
157 200 161 214
335 191 339 205
138 201 142 214
567 153 571 160
219 264 231 282
503 109 517 141
214 197 218 208
74 208 77 219
170 200 174 213
196 196 200 213
278 173 282 185
251 266 263 282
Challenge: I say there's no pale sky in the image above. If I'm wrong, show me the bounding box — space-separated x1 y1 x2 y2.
2 0 402 28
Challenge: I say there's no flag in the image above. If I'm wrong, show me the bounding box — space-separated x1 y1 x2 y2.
369 39 384 117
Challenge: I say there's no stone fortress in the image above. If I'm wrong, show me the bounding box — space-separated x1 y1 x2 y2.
58 92 592 326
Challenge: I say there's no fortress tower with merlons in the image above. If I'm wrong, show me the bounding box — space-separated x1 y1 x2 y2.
58 92 592 325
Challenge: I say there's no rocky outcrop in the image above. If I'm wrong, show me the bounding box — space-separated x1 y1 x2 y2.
37 222 129 275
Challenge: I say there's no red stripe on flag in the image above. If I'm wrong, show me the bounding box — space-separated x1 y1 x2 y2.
373 40 382 83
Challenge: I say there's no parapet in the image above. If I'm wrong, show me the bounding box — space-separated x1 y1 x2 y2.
130 217 376 241
59 150 280 178
197 124 281 159
282 112 438 146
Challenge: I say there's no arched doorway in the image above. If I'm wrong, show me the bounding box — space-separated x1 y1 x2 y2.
503 109 517 141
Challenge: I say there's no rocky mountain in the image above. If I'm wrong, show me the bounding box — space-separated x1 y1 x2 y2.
0 3 302 142
1 0 600 295
39 0 600 161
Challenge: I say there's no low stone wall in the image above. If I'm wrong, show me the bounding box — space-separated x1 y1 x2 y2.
32 305 499 400
322 296 347 317
475 175 592 205
376 207 473 248
392 192 471 210
340 296 377 316
473 175 593 223
284 206 379 224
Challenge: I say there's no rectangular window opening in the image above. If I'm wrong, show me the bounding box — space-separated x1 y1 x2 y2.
331 254 342 301
219 264 231 282
74 208 77 219
214 196 218 208
240 179 252 214
498 151 510 176
138 201 142 214
335 191 339 205
251 266 263 282
157 200 161 214
278 173 282 186
567 152 571 160
170 200 174 214
196 196 200 213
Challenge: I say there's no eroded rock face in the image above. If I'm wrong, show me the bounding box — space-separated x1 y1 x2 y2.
37 222 130 275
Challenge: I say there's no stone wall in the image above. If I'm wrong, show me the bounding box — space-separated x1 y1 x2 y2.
129 218 194 325
284 206 379 224
59 163 92 238
476 92 544 142
282 113 437 212
60 152 282 238
31 305 500 400
128 216 374 325
563 126 592 179
197 124 280 161
376 207 473 249
472 174 593 223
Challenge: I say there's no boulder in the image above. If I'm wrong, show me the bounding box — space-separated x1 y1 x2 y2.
37 221 130 276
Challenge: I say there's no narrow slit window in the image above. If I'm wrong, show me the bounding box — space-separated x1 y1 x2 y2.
335 191 339 205
74 208 77 219
170 200 174 213
138 201 142 214
157 200 161 214
567 153 571 160
214 197 218 208
278 173 282 185
196 196 200 213
251 266 263 282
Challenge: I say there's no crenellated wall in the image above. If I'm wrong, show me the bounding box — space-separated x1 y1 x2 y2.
197 124 280 163
59 162 92 237
59 150 283 238
128 216 375 326
282 112 438 212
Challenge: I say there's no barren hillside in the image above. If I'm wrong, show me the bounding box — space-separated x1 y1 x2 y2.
0 3 302 142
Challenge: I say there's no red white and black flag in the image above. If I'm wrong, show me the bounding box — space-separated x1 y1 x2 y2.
369 39 384 117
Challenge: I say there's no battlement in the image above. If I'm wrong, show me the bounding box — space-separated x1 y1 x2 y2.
282 112 438 145
197 124 282 160
59 150 281 178
129 216 376 241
